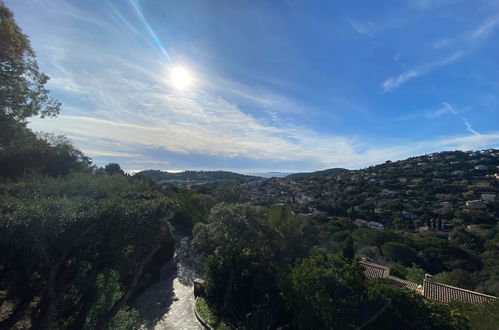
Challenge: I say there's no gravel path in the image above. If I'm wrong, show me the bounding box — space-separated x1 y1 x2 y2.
135 227 202 330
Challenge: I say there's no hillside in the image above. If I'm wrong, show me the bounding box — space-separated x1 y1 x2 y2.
135 170 259 186
285 167 349 180
242 149 499 229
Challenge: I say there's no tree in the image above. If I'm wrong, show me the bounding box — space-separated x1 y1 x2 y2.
381 242 419 266
0 174 176 329
289 254 366 330
0 132 92 178
104 162 125 176
0 2 60 127
343 235 355 260
364 282 469 330
193 203 285 329
450 227 485 252
406 263 426 284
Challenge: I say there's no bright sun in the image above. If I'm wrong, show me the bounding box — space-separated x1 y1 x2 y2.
169 66 193 90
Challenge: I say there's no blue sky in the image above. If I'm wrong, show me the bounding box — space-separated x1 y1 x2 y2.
7 0 499 172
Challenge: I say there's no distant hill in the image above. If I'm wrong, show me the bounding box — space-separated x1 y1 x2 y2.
245 172 294 178
135 170 259 186
285 168 349 180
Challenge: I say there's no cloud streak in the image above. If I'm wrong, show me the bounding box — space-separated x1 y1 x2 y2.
381 51 464 93
433 103 480 135
471 15 499 39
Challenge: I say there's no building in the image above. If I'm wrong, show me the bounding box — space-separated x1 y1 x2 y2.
359 258 389 279
368 221 384 230
380 189 396 197
481 192 496 202
466 200 486 209
423 275 496 304
359 259 497 304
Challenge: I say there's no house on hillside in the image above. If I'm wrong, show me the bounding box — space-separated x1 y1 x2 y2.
368 221 384 230
466 200 486 209
380 189 396 197
481 192 496 202
419 226 430 233
440 201 452 209
359 259 497 304
423 275 496 304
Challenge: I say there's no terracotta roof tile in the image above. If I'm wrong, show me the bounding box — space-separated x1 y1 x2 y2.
386 276 420 292
423 277 497 303
359 259 389 279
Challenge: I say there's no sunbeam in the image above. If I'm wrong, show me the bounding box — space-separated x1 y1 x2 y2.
128 0 171 62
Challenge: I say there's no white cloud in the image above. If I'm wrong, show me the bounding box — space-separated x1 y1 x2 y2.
80 149 142 158
433 103 480 135
347 19 374 36
19 0 499 172
471 15 499 39
381 51 464 93
382 70 419 94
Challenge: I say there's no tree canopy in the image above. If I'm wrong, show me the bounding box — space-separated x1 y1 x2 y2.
0 1 60 125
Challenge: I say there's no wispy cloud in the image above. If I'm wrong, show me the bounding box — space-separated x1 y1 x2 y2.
395 102 480 136
470 15 499 39
18 0 499 172
381 51 464 93
432 103 480 135
81 149 143 158
347 19 374 36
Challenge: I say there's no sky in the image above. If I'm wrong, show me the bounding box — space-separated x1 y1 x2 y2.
6 0 499 173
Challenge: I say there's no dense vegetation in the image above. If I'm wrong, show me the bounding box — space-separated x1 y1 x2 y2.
0 174 176 329
136 169 258 186
192 203 499 329
285 167 349 180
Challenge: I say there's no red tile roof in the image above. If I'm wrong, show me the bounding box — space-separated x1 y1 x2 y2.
357 260 498 304
386 276 420 292
423 275 497 304
359 259 389 279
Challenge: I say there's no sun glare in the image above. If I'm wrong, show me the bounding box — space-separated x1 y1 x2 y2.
169 66 193 90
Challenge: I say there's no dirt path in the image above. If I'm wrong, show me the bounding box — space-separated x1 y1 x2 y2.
134 227 202 330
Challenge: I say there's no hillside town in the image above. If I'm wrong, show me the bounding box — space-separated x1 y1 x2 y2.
239 149 499 233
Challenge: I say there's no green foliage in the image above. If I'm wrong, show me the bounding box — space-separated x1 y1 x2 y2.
136 170 257 186
434 269 476 291
406 263 426 283
381 242 419 266
267 204 307 262
195 297 232 330
0 2 60 124
172 188 215 228
343 235 355 260
289 255 366 330
389 262 408 279
450 300 499 330
104 163 125 176
193 203 286 329
0 173 176 329
450 227 485 252
0 128 92 179
364 282 469 330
